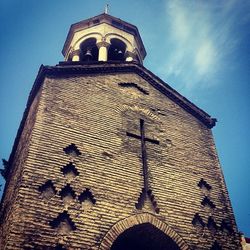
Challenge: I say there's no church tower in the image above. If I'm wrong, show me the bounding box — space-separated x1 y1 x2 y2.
0 13 241 249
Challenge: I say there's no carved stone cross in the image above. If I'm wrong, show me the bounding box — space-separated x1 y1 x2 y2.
126 119 159 192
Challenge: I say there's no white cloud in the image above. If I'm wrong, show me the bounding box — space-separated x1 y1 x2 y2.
195 41 217 76
160 0 248 91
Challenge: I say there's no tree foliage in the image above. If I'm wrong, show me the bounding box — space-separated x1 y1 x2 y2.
0 159 8 180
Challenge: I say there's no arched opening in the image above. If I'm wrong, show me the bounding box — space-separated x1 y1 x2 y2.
80 38 98 62
110 223 181 250
108 38 126 61
99 213 189 250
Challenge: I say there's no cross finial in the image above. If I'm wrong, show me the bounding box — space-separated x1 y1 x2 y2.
104 4 109 14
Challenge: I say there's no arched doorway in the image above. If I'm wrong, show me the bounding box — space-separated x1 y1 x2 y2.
99 213 190 250
110 223 180 250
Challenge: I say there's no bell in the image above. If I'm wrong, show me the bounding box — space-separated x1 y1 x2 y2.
117 50 123 60
84 49 93 61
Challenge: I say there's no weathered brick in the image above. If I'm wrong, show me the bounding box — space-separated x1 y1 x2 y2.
0 63 241 249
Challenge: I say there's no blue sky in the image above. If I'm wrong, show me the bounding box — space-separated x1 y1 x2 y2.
0 0 249 235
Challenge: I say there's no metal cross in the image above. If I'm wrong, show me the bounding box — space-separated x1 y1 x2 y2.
104 4 109 14
126 119 159 191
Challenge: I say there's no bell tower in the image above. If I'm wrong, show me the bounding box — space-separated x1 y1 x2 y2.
62 13 146 63
0 12 241 250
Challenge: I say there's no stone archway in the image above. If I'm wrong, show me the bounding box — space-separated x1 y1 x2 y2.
110 222 180 250
99 213 190 250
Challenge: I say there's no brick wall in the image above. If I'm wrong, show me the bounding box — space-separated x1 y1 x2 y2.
0 86 42 248
0 67 240 249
